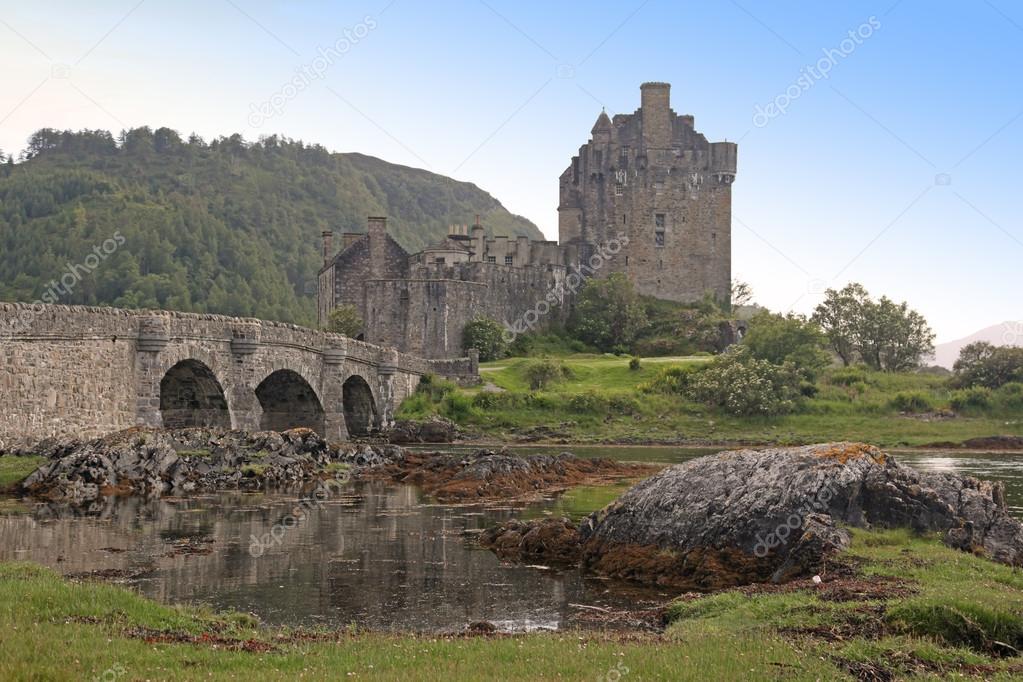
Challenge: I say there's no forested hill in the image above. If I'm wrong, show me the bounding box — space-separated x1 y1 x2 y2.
0 128 542 326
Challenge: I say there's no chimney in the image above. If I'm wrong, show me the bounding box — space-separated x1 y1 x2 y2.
321 230 334 267
367 216 387 274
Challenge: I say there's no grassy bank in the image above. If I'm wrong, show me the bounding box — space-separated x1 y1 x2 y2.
398 354 1023 447
0 455 44 490
4 529 1023 680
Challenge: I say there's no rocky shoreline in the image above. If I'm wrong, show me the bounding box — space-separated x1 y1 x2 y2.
481 442 1023 590
7 427 652 506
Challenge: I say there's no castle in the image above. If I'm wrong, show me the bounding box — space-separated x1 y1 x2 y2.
318 83 737 359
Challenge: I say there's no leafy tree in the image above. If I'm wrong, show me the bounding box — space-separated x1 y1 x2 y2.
521 357 571 390
812 283 934 372
568 273 648 352
812 283 869 366
730 279 754 308
325 304 363 337
742 311 829 379
952 342 1023 389
462 317 507 361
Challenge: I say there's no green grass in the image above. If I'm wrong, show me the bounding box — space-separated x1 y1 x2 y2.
0 455 44 488
240 463 267 477
6 531 1023 679
177 449 213 459
404 355 1023 447
0 561 844 681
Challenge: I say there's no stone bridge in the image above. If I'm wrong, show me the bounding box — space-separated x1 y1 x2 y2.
0 303 478 444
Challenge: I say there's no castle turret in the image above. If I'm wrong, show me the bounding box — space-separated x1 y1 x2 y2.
710 141 738 184
640 82 672 150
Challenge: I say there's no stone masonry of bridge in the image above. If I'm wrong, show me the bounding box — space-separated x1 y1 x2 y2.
0 303 478 444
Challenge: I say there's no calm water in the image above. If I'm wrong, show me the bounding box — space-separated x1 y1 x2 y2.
2 445 1022 632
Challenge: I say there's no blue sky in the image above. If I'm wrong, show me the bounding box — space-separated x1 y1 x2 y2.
1 0 1021 342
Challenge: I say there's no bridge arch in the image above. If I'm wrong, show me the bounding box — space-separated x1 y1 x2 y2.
342 374 378 436
159 359 232 429
255 369 326 435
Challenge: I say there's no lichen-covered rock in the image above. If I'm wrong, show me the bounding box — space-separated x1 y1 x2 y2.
574 443 1023 589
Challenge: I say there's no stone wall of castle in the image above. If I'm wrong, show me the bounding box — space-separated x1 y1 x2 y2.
558 82 736 304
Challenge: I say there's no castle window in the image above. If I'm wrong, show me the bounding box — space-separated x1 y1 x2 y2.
655 230 665 248
615 183 624 196
435 257 445 265
655 213 666 228
504 255 513 265
487 256 496 264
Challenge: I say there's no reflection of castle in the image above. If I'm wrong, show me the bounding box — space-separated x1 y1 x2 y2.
318 83 737 359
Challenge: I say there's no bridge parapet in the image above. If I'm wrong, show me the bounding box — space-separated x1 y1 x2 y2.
0 303 475 443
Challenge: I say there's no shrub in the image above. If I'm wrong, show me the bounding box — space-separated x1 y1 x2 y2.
742 311 830 380
567 273 648 352
642 365 700 394
415 374 456 402
889 391 934 413
949 387 993 412
462 317 508 362
325 304 363 337
827 366 872 386
440 393 475 421
685 347 802 416
521 358 572 390
995 382 1023 411
628 356 642 371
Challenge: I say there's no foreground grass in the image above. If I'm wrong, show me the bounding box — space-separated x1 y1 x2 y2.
5 530 1023 679
0 562 842 681
403 355 1023 447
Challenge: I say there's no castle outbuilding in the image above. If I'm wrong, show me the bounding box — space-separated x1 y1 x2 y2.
318 83 737 359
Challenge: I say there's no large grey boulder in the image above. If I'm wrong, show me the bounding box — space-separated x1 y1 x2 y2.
560 443 1023 589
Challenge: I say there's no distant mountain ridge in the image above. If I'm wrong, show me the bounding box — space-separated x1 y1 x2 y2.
932 321 1023 368
0 127 542 327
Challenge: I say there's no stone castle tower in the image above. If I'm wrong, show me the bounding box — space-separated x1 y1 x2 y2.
558 82 737 303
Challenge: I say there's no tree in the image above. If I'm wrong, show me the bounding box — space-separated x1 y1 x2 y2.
952 342 1023 389
812 283 934 372
742 311 829 379
462 317 507 361
730 279 754 308
812 283 869 366
325 305 363 337
568 273 648 353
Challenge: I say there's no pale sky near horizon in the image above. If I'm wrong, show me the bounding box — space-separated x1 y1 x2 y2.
1 1 1020 344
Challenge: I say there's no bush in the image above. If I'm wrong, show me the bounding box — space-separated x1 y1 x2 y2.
440 393 475 421
462 317 508 362
826 366 872 387
889 391 934 413
949 387 993 412
742 311 830 380
325 304 363 337
414 374 456 402
685 347 802 416
995 382 1023 411
521 358 572 390
642 365 700 394
567 273 648 352
628 356 642 371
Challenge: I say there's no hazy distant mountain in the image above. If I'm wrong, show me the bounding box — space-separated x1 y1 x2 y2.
0 128 542 327
932 321 1023 368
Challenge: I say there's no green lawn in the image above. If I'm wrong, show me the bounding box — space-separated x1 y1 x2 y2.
0 455 44 489
402 355 1023 448
4 530 1023 680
